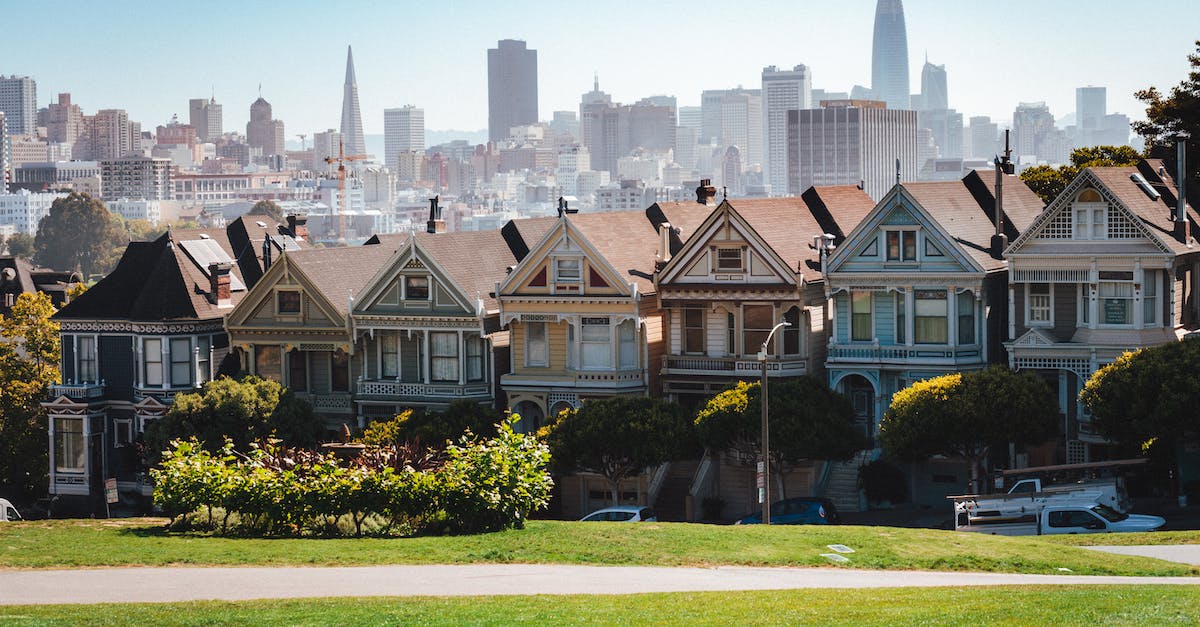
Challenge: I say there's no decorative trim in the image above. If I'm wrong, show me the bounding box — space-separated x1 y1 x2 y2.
59 320 225 334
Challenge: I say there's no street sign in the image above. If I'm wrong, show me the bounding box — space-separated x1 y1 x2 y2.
104 478 118 504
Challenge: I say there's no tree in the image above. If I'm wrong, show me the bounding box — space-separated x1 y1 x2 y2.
694 377 863 499
143 375 324 462
1080 340 1200 490
358 401 503 448
880 366 1057 491
6 233 35 258
250 200 285 223
34 193 125 278
1019 145 1142 204
544 396 698 505
1134 40 1200 207
0 293 60 499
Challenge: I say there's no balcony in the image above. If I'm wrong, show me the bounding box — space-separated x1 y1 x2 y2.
501 369 646 391
355 380 490 401
298 393 354 414
49 382 104 401
827 344 983 365
662 355 808 378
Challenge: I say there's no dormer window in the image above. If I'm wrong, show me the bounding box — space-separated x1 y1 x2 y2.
1073 189 1107 239
555 258 581 283
716 247 745 272
405 276 429 300
886 229 917 262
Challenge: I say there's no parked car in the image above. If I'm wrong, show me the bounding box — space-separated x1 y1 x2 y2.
735 497 840 525
580 506 657 522
0 498 21 522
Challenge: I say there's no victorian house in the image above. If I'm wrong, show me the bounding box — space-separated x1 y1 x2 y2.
1004 161 1199 464
44 218 303 513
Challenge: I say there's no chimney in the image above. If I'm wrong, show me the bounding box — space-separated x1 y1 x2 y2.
992 130 1014 256
695 179 717 205
208 262 233 307
1175 134 1190 243
286 214 309 240
658 221 673 266
426 195 445 234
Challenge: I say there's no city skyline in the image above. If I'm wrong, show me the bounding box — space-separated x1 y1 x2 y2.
3 0 1198 137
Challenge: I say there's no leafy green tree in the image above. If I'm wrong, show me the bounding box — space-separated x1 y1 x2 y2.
880 366 1057 491
695 377 862 499
250 200 285 223
143 375 324 462
359 401 502 448
0 293 61 498
34 193 125 278
544 396 698 505
6 233 36 258
1019 145 1142 204
1080 340 1200 488
1135 40 1200 206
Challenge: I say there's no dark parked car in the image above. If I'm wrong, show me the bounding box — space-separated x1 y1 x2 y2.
735 497 840 525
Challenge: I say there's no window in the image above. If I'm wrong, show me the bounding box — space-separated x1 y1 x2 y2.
466 335 484 381
382 333 399 378
727 313 736 355
851 292 873 341
886 230 917 261
618 320 637 369
431 332 459 382
113 419 133 446
404 276 429 300
743 305 774 355
277 291 300 314
1143 271 1158 326
716 247 745 272
914 290 948 344
170 338 191 387
895 293 906 344
566 323 577 369
54 417 85 473
781 307 802 355
331 349 349 392
1080 285 1092 324
1099 281 1133 325
144 338 163 386
683 308 705 354
924 239 944 257
1074 191 1107 239
78 336 97 382
254 345 281 381
581 317 612 369
197 336 211 383
1028 283 1052 326
957 292 976 345
555 258 581 282
288 350 307 392
525 322 548 366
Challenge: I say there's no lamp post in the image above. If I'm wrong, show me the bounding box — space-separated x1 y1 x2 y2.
758 320 791 525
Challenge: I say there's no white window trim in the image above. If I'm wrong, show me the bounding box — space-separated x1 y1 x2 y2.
275 289 302 316
403 274 431 301
850 291 874 343
580 316 613 370
1142 270 1160 328
1025 283 1055 328
881 226 920 264
681 307 706 355
1096 280 1136 329
553 256 582 283
713 246 746 273
525 322 548 367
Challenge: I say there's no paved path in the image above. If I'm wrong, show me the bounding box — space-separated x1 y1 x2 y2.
1085 544 1200 565
2 564 1199 605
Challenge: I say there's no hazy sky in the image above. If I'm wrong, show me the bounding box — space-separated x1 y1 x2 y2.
6 0 1198 137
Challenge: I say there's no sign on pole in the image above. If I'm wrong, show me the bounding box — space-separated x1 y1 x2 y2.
104 478 118 504
756 461 765 503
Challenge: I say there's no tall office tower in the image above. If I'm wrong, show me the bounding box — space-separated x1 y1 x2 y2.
579 75 612 147
550 111 579 140
677 106 702 132
247 96 285 156
341 46 366 157
312 129 343 173
918 58 947 111
581 101 675 176
556 145 590 196
917 109 963 159
700 88 762 171
1 112 8 193
674 125 697 172
787 100 917 201
1012 101 1058 162
762 64 812 195
871 0 910 110
384 105 425 169
91 109 135 160
1076 86 1106 133
46 93 84 145
0 76 37 135
488 39 538 143
189 96 223 142
968 116 999 159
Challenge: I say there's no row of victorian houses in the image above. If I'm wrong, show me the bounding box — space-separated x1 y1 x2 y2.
42 160 1200 519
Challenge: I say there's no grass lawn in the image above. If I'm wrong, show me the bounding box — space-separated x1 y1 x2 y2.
1 587 1198 625
0 518 1195 576
1046 530 1200 546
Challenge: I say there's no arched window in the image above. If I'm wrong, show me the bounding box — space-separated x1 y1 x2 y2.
1077 189 1103 202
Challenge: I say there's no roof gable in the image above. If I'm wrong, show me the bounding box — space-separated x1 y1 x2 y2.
225 252 344 329
355 238 477 317
658 200 797 286
499 217 633 298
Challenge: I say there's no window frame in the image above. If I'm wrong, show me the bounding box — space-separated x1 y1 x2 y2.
742 304 775 356
957 291 976 345
381 332 399 379
914 289 949 345
143 338 163 387
895 292 906 345
1142 271 1159 327
782 307 803 356
1098 280 1134 327
618 320 637 369
288 349 308 392
169 337 192 387
581 317 613 370
1025 283 1054 328
197 336 211 383
430 331 460 383
885 228 918 262
850 291 873 342
466 334 485 382
276 290 301 315
554 257 582 283
525 321 548 367
404 275 430 300
77 335 97 382
54 417 85 473
682 307 705 355
715 247 746 273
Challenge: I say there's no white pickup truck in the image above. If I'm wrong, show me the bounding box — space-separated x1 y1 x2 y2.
955 502 1164 536
0 498 21 522
1005 477 1130 513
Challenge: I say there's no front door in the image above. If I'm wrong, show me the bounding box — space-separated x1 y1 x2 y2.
844 375 875 448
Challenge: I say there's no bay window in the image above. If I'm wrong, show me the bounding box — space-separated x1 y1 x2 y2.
526 322 548 366
895 293 906 344
54 417 85 473
197 336 211 383
431 332 459 382
1099 281 1133 325
957 292 976 345
683 308 705 354
914 290 948 344
288 350 308 392
144 338 163 386
170 338 191 387
851 292 872 341
618 320 637 369
581 317 612 369
783 307 802 355
466 335 484 381
254 344 281 381
78 336 97 382
382 333 399 378
742 305 773 355
1143 271 1158 326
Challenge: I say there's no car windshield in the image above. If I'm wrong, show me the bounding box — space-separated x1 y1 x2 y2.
1091 504 1128 522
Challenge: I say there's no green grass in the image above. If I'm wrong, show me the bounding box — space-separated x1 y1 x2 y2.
1 587 1198 625
1046 530 1200 546
1 518 1195 576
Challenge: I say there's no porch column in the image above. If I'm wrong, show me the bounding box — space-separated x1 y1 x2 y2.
160 339 169 389
422 331 431 385
1133 261 1144 328
947 286 957 346
458 330 466 385
905 288 914 347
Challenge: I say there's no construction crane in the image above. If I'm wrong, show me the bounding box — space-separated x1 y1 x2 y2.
324 140 366 242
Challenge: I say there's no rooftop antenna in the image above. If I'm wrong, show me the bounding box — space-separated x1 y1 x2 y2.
896 158 901 184
594 71 599 92
258 83 262 98
992 129 1015 255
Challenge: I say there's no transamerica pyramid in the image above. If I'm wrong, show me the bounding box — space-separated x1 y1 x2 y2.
340 45 366 157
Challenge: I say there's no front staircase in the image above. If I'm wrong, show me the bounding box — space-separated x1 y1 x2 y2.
652 460 699 522
822 450 874 513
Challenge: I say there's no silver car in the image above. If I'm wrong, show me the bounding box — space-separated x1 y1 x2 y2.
579 506 657 522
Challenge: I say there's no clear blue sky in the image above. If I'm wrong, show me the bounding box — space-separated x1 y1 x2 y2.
5 0 1198 136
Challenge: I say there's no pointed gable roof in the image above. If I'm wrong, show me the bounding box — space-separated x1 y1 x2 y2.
281 241 400 316
409 230 519 313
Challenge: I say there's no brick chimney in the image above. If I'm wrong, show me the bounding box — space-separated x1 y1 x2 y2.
426 195 445 234
695 179 717 205
208 262 233 308
286 214 309 240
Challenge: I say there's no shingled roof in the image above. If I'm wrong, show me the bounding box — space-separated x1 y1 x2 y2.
282 241 401 316
410 230 520 313
1089 164 1199 255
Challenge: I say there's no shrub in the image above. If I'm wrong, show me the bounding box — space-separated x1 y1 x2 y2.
858 459 908 506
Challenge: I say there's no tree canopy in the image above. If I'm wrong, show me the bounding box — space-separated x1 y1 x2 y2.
250 200 285 223
6 233 36 258
543 396 698 505
879 366 1057 489
1135 40 1200 207
695 377 863 498
359 401 503 448
0 292 60 498
34 193 125 278
1019 145 1141 204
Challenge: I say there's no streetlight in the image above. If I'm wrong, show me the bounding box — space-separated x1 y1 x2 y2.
757 320 791 525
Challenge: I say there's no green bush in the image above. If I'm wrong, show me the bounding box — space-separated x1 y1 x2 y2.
858 459 908 506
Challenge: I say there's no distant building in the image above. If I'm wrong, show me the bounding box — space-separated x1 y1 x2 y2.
488 39 538 143
0 112 8 193
578 75 613 146
12 161 101 195
0 75 37 135
788 100 918 201
968 116 999 159
762 65 812 196
916 58 947 111
1073 86 1130 147
1013 101 1068 165
556 145 590 196
46 93 84 147
311 129 342 174
917 109 963 160
0 256 82 315
0 189 67 235
188 96 223 142
246 96 285 157
594 179 650 211
100 156 171 201
550 110 579 140
341 46 366 157
871 0 910 110
384 105 425 170
700 88 762 173
108 198 162 225
581 100 675 177
8 134 48 167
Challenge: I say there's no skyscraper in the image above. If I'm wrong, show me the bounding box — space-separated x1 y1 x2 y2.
0 75 37 135
189 96 223 142
47 93 84 146
788 100 918 201
1 112 8 193
341 46 366 157
247 96 285 156
1076 86 1106 132
918 59 947 111
871 0 910 110
762 64 812 195
487 39 538 143
700 88 763 171
384 106 425 169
